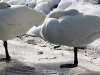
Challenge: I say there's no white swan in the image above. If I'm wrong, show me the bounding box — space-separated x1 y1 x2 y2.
40 9 100 68
0 2 46 61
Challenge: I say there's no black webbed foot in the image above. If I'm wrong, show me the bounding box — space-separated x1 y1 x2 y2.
0 58 11 62
60 63 78 68
60 47 78 68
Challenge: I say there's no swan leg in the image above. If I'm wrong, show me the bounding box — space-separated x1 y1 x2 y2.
3 41 11 61
60 47 78 68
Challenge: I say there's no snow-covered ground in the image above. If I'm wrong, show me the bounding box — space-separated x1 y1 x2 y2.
0 0 100 75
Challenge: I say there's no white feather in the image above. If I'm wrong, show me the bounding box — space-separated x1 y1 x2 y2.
0 3 46 41
41 9 100 47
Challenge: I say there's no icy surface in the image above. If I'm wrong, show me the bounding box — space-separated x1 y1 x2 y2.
0 39 100 75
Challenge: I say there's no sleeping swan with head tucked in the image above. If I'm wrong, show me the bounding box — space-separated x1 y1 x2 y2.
41 9 100 68
0 2 46 61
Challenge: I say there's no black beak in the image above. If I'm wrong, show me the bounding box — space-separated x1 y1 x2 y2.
8 5 11 7
26 4 28 6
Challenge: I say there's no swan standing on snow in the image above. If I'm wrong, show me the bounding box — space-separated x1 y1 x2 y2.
0 2 46 61
41 9 100 68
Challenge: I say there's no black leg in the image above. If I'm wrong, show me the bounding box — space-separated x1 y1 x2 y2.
3 41 11 61
74 47 78 66
60 47 78 68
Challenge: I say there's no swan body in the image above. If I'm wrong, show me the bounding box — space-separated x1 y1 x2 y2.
0 5 45 41
41 9 100 68
0 2 46 60
41 11 100 47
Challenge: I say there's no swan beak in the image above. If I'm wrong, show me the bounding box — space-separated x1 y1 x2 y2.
7 5 11 7
26 4 28 6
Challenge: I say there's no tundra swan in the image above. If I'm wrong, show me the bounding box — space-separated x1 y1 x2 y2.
0 2 46 61
41 9 100 68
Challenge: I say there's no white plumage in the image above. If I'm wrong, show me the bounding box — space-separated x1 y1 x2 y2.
0 5 46 41
47 9 79 19
41 9 100 47
0 2 46 60
41 9 100 68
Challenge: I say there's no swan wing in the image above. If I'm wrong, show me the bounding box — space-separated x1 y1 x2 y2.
0 5 46 40
0 5 45 26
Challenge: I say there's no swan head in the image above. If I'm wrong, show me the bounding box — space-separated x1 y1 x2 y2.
65 9 79 15
0 2 11 9
47 9 79 19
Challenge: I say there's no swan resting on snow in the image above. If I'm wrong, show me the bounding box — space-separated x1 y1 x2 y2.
41 9 100 68
0 2 46 61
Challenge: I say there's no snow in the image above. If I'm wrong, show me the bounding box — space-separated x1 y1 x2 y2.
26 25 43 37
0 0 100 75
34 2 50 15
1 0 61 15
